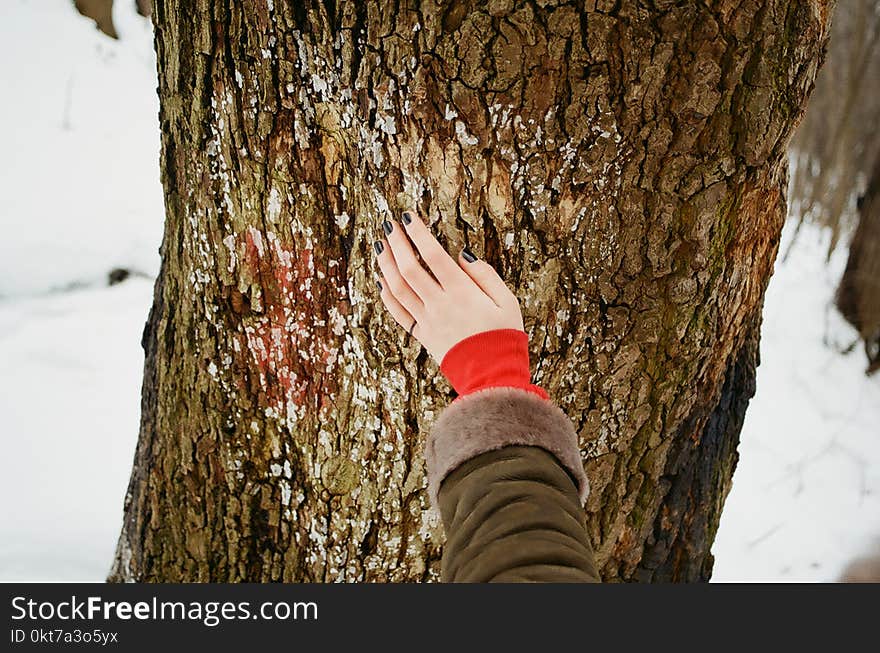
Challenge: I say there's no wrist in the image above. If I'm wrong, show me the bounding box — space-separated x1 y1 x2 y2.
439 328 549 401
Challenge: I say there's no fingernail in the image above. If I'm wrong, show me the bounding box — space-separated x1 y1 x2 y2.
374 240 384 254
402 211 412 225
382 220 393 235
376 280 383 292
462 248 477 263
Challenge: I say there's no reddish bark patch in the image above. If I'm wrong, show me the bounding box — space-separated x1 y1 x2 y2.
230 227 346 420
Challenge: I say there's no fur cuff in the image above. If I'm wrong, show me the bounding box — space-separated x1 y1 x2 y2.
425 386 590 508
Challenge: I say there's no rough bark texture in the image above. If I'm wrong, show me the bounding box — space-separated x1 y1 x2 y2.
109 0 831 582
837 151 880 374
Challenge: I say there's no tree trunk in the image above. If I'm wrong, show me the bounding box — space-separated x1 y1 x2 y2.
837 150 880 374
109 0 831 582
787 0 880 254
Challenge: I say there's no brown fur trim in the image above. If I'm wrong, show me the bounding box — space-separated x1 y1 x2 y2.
425 386 589 508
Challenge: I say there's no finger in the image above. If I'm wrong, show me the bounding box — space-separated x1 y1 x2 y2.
376 275 418 333
457 248 518 308
374 238 424 317
400 210 470 290
382 218 442 300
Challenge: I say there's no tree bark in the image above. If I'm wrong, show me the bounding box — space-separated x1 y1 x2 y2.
109 0 832 582
837 150 880 374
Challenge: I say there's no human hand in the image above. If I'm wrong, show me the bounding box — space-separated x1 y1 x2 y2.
373 210 525 364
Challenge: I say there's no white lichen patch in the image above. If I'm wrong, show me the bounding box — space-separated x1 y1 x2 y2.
454 120 478 146
327 305 346 336
334 212 350 229
267 187 282 221
376 113 397 136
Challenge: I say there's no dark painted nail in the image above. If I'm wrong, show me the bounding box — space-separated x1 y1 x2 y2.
382 219 393 235
376 280 383 292
462 248 477 263
402 211 412 225
374 240 384 255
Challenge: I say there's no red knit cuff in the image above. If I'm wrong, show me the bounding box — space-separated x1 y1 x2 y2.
439 328 549 401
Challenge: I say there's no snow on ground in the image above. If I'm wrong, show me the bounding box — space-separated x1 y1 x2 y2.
0 0 159 581
711 224 880 582
0 279 153 582
1 0 878 582
0 0 162 298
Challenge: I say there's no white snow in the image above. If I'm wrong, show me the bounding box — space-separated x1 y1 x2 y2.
711 222 880 582
1 0 879 582
0 280 152 582
0 0 163 299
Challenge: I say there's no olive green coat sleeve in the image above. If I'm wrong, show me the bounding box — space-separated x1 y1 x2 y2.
425 386 599 583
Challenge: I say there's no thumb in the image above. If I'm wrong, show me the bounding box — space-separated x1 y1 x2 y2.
457 248 516 308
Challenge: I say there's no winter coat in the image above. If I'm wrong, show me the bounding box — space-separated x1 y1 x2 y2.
424 380 599 583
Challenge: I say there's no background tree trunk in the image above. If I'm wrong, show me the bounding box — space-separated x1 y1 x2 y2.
788 0 880 254
837 151 880 374
109 0 831 582
785 0 880 373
